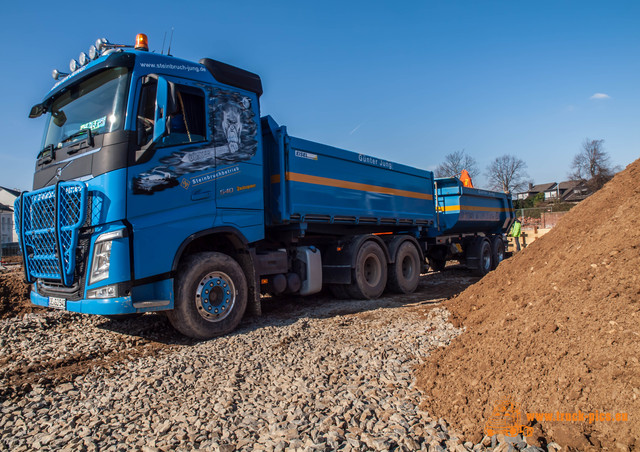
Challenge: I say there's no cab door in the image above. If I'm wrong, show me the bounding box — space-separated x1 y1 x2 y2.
207 85 264 242
126 75 215 281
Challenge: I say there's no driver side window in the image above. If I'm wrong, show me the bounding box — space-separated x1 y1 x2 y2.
160 85 207 147
136 79 157 147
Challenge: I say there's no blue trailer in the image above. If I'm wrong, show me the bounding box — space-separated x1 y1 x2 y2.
16 34 514 338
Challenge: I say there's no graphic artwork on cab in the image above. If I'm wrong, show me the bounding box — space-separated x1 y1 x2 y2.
132 87 258 195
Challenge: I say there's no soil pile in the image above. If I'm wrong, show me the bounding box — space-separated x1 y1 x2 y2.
416 159 640 450
0 268 38 319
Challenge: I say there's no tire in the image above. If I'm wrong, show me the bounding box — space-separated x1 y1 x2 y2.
347 241 387 299
472 239 492 276
328 284 351 299
490 236 505 270
167 252 248 340
388 241 421 294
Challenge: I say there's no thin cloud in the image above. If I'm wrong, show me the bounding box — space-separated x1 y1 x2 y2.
590 93 610 100
349 121 365 135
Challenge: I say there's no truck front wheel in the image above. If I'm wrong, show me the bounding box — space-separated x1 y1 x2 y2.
347 241 387 299
168 252 248 340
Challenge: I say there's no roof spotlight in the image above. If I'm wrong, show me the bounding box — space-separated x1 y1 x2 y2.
89 45 99 60
70 59 79 72
52 69 69 80
79 52 89 66
96 38 109 52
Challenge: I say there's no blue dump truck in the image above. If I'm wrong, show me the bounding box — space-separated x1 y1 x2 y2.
15 34 514 339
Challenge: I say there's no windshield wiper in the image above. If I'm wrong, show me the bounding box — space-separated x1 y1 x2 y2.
59 128 93 145
37 144 56 164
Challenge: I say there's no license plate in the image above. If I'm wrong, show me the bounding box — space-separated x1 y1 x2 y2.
49 297 66 310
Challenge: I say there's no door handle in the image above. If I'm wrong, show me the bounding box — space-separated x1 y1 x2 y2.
191 190 210 201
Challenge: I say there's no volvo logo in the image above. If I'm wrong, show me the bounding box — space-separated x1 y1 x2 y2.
55 167 64 179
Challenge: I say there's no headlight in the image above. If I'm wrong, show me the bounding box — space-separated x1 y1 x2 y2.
89 229 125 285
89 240 112 285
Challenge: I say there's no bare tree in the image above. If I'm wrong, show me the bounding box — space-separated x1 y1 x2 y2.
434 149 479 179
485 155 529 193
570 139 616 191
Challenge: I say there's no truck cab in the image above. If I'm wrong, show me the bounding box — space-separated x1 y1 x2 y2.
19 35 266 327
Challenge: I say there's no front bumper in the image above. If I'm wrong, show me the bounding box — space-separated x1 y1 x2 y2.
31 290 135 315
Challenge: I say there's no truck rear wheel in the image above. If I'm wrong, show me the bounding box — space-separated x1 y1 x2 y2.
490 236 505 269
168 252 247 339
347 241 387 299
472 239 492 276
388 241 421 294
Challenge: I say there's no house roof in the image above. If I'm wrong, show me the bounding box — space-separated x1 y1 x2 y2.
0 186 21 198
0 203 13 212
557 180 581 190
533 183 557 193
560 181 591 202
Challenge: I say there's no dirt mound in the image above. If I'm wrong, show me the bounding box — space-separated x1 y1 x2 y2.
0 269 39 319
416 159 640 450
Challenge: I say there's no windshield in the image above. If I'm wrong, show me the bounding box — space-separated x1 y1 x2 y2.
42 67 130 148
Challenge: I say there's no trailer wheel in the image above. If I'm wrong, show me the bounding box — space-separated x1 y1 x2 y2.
168 252 247 340
472 239 493 276
347 241 387 299
388 241 421 294
490 237 505 269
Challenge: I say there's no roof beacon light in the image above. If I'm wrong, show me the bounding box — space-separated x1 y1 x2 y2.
69 59 79 72
135 34 149 51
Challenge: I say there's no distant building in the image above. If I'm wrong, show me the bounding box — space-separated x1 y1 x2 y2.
0 186 20 207
516 182 556 201
516 181 592 203
0 186 21 246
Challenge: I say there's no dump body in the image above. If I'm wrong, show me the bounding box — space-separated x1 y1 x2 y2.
434 177 514 236
262 117 436 231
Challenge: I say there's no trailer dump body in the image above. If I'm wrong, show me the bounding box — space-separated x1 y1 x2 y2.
263 117 436 230
434 177 514 236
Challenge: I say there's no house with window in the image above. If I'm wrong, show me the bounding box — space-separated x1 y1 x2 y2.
0 186 21 247
516 181 592 203
516 182 556 201
558 180 591 202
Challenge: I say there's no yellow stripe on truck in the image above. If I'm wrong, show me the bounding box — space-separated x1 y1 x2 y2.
437 205 511 213
271 172 433 201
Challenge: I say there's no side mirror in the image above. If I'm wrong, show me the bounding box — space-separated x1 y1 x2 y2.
29 103 45 118
52 109 67 127
152 77 169 142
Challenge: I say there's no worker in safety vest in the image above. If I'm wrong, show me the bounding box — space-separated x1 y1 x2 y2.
460 169 474 188
509 218 522 251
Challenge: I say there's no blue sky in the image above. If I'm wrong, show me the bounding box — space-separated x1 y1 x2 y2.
1 0 638 191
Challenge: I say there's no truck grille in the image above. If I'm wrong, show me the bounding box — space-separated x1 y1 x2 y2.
15 182 88 286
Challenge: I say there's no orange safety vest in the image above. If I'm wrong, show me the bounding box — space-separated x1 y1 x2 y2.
460 169 474 188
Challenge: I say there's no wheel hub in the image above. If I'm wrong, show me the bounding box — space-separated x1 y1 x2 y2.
195 272 236 322
402 256 413 279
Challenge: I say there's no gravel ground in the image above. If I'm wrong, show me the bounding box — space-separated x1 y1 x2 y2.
0 270 553 451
